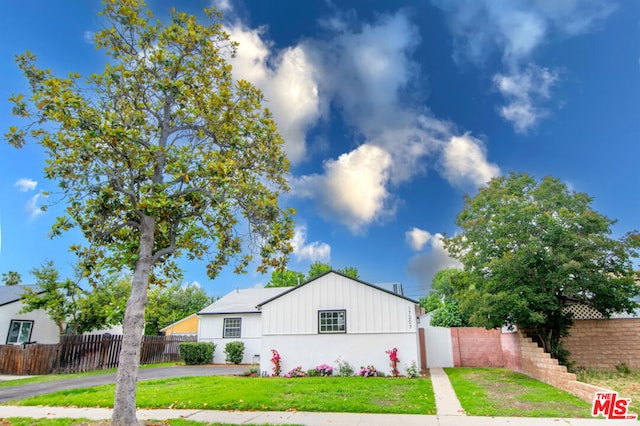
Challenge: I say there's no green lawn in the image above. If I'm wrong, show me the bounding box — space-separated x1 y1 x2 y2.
445 368 594 418
7 376 436 415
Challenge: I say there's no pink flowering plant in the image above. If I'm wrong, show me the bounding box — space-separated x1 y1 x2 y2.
315 363 333 376
358 365 378 377
270 349 281 377
386 347 400 377
285 366 306 378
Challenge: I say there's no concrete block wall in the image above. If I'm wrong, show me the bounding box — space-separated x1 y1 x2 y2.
562 319 640 370
516 331 611 402
451 328 504 367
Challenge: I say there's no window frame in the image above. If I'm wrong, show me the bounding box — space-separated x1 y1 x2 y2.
6 319 34 344
222 317 242 338
318 309 346 334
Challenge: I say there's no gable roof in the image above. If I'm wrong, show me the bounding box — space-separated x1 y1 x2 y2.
198 287 290 315
256 270 419 307
0 285 43 307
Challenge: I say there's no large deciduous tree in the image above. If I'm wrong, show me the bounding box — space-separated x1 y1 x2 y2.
445 172 639 362
6 1 294 424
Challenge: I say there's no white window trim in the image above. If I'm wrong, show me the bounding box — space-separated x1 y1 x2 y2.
318 310 346 334
6 319 34 344
223 317 241 338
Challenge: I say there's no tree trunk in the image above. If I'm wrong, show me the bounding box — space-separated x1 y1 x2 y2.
112 216 155 426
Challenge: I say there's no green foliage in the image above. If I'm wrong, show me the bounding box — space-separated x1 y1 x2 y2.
19 260 129 334
445 173 640 359
145 283 214 335
265 269 305 287
2 271 22 286
179 342 215 365
223 341 245 364
405 361 419 378
429 300 470 327
420 268 465 313
266 262 359 287
335 357 355 377
306 368 319 377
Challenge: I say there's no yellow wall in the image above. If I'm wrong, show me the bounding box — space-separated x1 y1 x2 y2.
163 315 199 335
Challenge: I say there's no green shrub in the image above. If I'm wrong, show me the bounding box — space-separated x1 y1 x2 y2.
179 342 215 365
335 356 354 377
224 341 245 364
307 368 319 377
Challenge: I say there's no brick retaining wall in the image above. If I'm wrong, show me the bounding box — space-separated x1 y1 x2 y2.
515 331 610 402
562 319 640 370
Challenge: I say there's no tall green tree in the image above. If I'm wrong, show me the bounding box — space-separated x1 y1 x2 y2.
445 173 639 361
6 2 294 424
2 271 22 286
145 283 214 335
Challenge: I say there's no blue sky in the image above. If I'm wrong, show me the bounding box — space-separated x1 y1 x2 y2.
1 0 639 301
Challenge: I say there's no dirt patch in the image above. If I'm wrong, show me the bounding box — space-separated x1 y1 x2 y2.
466 373 539 412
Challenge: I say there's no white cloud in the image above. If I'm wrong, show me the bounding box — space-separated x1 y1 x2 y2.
293 144 394 233
440 133 500 188
431 0 614 131
25 194 44 220
291 225 331 263
224 23 326 164
226 8 501 232
406 228 432 251
14 178 37 192
211 0 233 14
494 66 559 133
407 232 462 294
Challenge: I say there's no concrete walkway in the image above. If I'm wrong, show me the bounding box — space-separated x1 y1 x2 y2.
430 367 465 416
0 367 637 425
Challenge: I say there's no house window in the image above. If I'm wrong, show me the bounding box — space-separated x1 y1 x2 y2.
319 310 346 333
223 318 241 338
6 320 33 344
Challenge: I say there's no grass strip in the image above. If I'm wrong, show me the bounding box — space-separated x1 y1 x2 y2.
0 363 182 389
7 376 435 415
445 368 593 418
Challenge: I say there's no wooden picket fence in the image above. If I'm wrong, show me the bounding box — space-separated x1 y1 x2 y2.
0 334 196 375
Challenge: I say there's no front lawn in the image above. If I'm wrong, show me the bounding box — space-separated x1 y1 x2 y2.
445 368 593 418
7 376 435 415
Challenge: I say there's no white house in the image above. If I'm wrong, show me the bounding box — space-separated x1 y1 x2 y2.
198 271 422 376
0 285 60 345
198 286 289 364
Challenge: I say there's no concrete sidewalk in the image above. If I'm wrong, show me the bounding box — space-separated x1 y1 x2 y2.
0 405 635 425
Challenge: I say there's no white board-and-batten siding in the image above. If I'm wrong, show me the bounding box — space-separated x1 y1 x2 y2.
261 273 416 335
259 273 420 376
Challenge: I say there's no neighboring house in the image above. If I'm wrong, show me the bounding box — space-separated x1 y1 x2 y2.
198 271 422 375
0 285 60 345
160 313 199 337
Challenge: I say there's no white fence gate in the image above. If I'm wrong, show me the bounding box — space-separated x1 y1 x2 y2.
419 314 453 368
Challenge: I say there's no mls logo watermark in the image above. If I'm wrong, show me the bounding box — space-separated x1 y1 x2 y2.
592 391 638 420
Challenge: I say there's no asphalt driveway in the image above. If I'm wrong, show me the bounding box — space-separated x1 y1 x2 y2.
0 365 246 403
